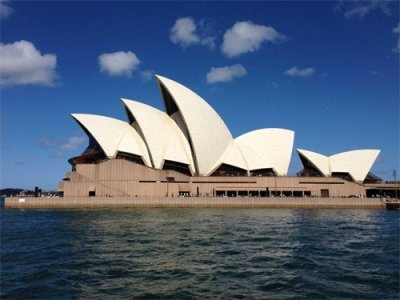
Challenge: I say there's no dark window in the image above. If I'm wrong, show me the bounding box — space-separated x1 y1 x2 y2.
321 189 329 197
68 151 107 166
271 191 279 197
250 168 276 176
227 191 237 197
116 152 145 165
163 160 192 176
297 168 323 177
216 190 226 197
363 172 383 184
89 191 95 197
297 153 323 177
238 190 249 197
211 164 247 176
331 172 353 182
68 132 107 167
293 191 303 197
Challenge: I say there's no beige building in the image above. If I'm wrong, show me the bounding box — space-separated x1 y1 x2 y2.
59 75 381 198
60 159 370 198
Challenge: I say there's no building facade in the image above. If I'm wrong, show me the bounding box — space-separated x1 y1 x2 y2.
59 75 381 198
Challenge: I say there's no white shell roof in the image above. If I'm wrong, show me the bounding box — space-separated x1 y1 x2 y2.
235 128 295 176
156 75 233 176
215 141 249 172
122 99 195 174
330 150 380 182
297 148 380 182
297 148 330 176
71 113 151 166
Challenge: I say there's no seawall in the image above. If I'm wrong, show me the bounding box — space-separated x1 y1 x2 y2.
4 197 386 209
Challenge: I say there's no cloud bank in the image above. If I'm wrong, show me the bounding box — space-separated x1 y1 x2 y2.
206 64 247 84
221 21 285 57
0 40 58 86
98 51 140 77
284 67 315 78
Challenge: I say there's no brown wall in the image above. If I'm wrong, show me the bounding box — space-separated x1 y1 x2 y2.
5 197 385 209
60 159 367 198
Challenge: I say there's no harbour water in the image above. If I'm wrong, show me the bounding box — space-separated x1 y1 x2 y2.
1 207 399 299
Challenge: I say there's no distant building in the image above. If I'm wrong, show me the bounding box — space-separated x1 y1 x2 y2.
59 75 383 198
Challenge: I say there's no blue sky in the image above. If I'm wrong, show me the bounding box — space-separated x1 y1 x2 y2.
1 1 399 190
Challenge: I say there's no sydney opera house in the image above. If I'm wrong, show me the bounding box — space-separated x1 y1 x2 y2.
59 75 383 198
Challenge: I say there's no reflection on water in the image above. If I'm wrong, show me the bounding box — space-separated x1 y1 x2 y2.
1 208 399 299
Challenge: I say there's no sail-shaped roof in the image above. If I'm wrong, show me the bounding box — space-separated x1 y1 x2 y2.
297 148 380 182
214 141 249 173
70 75 380 181
297 149 330 176
235 129 294 176
71 114 151 166
155 75 233 176
330 150 380 182
122 99 195 174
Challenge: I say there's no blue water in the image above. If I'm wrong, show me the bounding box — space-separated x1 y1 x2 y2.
1 207 399 299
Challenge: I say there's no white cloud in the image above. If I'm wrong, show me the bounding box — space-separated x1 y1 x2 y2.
393 23 400 53
206 64 247 84
62 136 87 151
0 40 57 86
169 17 215 49
0 0 13 20
98 51 140 77
170 17 200 46
284 67 315 78
221 21 285 58
339 0 391 19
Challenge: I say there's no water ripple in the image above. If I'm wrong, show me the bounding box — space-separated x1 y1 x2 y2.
1 208 399 299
